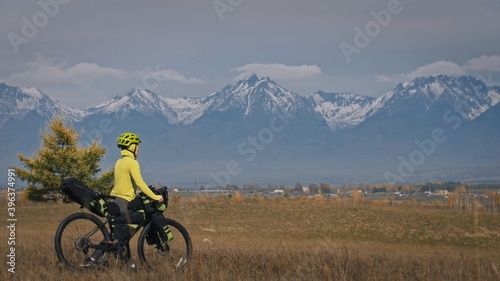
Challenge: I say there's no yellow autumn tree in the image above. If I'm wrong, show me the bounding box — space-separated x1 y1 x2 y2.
14 115 113 202
230 191 244 203
351 189 362 203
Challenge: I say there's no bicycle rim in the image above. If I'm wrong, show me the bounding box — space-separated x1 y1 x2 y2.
55 212 110 268
137 218 192 271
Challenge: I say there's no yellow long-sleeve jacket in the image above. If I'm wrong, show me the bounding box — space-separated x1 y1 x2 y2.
110 149 162 202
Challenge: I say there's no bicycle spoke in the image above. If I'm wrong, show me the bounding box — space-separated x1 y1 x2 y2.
55 213 110 268
137 219 192 271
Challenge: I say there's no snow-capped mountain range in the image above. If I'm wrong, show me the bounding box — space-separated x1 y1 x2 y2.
1 74 499 185
2 74 498 131
372 75 500 121
0 83 84 121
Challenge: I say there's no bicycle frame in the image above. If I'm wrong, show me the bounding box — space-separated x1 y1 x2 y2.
86 210 153 256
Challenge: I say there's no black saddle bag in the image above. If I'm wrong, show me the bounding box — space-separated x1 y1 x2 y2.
61 178 108 217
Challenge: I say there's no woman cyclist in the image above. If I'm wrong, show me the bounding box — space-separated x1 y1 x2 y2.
86 132 172 269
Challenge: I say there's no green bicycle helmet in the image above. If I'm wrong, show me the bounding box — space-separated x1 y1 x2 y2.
117 132 141 148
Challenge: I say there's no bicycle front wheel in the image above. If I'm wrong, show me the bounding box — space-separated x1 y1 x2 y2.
137 218 192 271
54 212 110 268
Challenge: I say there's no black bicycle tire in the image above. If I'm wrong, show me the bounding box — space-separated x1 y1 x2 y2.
137 218 192 271
54 212 110 268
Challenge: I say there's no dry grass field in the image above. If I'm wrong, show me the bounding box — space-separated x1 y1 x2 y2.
2 193 500 280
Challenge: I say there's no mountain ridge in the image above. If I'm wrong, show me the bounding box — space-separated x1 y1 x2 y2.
2 74 498 131
1 74 499 185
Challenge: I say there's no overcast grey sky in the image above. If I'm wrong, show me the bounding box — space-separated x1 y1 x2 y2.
1 0 500 107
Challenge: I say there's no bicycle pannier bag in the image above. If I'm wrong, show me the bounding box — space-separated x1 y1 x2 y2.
140 186 168 214
145 226 161 245
61 178 108 217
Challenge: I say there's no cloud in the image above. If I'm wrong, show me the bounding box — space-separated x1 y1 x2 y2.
231 63 322 80
5 61 129 86
375 74 404 83
404 60 466 80
463 55 500 72
137 65 205 85
3 55 204 88
376 55 500 86
375 60 468 85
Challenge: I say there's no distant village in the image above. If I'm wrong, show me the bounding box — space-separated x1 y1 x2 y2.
167 181 500 199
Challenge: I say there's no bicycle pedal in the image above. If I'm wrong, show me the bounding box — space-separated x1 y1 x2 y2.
80 258 98 268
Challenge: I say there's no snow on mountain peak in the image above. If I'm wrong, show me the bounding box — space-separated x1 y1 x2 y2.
366 75 500 121
311 91 376 130
88 88 178 122
488 88 500 107
164 96 207 125
19 86 44 98
203 74 302 117
241 73 260 85
0 83 83 120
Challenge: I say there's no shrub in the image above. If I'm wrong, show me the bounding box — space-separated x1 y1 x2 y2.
230 191 244 203
14 115 112 202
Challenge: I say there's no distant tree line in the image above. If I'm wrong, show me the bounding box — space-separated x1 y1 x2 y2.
368 182 500 194
209 181 500 195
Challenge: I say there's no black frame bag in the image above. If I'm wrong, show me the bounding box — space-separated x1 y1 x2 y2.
61 178 108 217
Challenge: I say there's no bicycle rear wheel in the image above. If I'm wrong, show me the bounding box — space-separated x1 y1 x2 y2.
54 212 110 268
137 218 192 271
